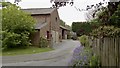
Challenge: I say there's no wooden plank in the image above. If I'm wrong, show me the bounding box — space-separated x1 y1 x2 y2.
100 38 102 66
104 38 107 66
96 37 120 66
118 37 120 66
114 38 117 66
97 39 100 57
113 38 116 66
102 38 105 66
109 38 112 66
107 38 109 66
99 38 102 66
111 38 115 66
115 38 119 66
106 38 109 66
108 38 110 66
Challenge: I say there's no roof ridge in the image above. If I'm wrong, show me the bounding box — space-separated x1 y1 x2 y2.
21 8 55 10
21 8 57 15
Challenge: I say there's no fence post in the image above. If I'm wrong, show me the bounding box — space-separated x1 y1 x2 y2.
92 37 120 66
115 37 119 66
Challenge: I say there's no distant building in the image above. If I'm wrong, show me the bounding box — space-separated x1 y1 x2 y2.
59 25 70 40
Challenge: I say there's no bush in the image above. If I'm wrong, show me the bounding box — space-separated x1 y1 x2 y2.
68 46 93 66
109 4 120 28
39 37 48 48
90 26 120 38
69 35 100 66
68 46 100 67
72 22 100 36
79 35 89 47
2 5 35 50
89 54 100 66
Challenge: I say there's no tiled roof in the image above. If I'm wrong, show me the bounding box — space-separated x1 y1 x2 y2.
60 25 70 31
21 8 56 15
35 22 47 29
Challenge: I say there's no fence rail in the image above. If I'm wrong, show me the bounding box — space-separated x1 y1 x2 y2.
89 37 120 66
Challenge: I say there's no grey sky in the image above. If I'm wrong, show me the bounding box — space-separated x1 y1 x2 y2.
8 0 108 26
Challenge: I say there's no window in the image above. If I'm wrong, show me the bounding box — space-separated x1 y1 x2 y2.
47 31 50 39
56 17 57 22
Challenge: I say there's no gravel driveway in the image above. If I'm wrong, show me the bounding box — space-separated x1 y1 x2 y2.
2 40 80 66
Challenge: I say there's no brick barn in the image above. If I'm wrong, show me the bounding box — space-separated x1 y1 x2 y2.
22 8 60 47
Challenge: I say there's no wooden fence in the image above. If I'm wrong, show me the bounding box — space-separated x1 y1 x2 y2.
89 37 120 66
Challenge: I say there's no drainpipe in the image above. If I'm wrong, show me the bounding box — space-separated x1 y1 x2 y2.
49 16 53 48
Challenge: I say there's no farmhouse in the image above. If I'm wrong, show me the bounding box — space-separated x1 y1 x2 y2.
22 8 60 47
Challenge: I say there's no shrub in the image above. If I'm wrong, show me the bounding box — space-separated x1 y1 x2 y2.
89 54 100 66
79 35 89 47
90 26 120 38
68 46 100 67
68 46 93 66
39 37 48 48
109 4 120 28
72 22 100 36
2 5 35 50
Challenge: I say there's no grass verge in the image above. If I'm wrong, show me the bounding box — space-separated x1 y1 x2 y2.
0 47 53 56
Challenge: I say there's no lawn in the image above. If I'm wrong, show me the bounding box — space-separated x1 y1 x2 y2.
0 47 53 56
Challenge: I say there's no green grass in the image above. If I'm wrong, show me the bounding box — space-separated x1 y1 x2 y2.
0 47 53 56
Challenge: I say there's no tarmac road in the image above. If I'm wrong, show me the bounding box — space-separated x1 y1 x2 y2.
2 40 80 66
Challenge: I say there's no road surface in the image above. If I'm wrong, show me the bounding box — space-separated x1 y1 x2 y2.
2 40 80 66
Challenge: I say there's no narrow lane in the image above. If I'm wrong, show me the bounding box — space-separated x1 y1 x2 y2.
2 40 80 66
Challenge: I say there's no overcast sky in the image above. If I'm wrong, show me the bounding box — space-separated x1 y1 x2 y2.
8 0 109 26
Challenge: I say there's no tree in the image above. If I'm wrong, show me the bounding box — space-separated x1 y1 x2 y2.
2 4 35 49
50 0 74 8
14 0 21 4
72 22 100 36
60 19 65 26
60 19 71 30
1 2 13 7
109 3 120 27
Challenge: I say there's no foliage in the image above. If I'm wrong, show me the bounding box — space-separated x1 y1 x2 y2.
90 26 120 38
39 37 49 48
79 35 89 47
60 19 66 26
50 0 74 8
69 46 99 66
68 35 100 66
94 2 120 27
68 46 100 67
60 19 71 30
72 22 100 36
89 3 120 38
1 2 14 7
2 5 35 50
14 0 21 5
109 3 120 28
